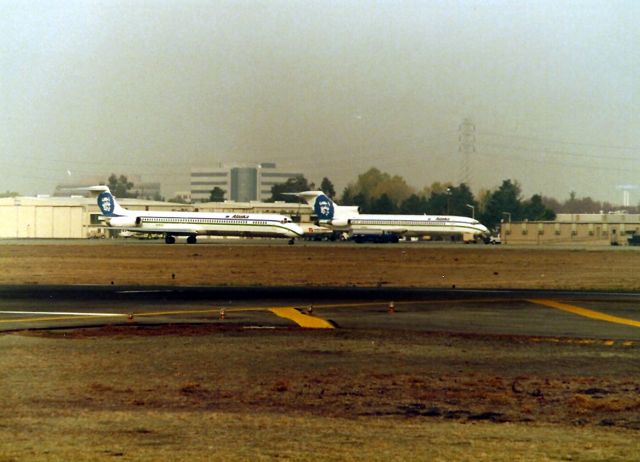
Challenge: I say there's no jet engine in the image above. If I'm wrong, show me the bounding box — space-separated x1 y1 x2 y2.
330 218 351 227
108 216 139 227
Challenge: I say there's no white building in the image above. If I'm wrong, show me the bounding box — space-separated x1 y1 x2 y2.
0 196 189 239
0 195 317 239
190 162 302 202
0 196 91 238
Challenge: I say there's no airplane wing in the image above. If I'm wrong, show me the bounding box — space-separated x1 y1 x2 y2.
101 226 205 236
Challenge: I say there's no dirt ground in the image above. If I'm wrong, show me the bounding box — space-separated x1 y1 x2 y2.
1 242 640 460
1 325 639 461
1 241 640 290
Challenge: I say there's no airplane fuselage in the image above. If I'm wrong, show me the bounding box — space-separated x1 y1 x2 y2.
329 213 489 237
106 210 303 239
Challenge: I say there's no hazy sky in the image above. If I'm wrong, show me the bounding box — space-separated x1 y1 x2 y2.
3 0 639 203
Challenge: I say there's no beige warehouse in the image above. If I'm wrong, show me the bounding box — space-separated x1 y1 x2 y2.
0 197 88 238
0 196 315 239
501 213 640 246
4 195 640 245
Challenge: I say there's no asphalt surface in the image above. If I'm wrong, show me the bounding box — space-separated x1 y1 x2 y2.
1 285 640 341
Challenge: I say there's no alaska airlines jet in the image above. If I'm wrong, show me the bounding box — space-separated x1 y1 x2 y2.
295 191 489 243
91 186 304 244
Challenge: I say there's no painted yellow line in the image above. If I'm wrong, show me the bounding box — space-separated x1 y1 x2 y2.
0 307 278 325
0 298 517 326
0 314 126 324
270 307 334 329
529 299 640 329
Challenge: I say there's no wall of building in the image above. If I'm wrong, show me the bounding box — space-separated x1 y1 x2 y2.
0 196 316 239
500 218 640 245
190 163 301 202
0 201 86 238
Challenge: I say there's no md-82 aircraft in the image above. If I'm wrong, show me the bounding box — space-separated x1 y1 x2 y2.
90 186 304 244
295 191 489 243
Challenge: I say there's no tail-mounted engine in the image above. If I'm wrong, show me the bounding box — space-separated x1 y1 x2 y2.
108 216 140 227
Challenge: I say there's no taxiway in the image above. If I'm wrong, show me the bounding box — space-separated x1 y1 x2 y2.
1 285 639 342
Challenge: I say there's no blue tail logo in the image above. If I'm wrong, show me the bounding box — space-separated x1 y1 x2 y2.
314 195 334 221
98 191 116 216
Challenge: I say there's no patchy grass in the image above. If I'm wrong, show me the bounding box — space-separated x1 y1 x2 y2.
1 411 639 462
2 243 640 290
1 325 639 459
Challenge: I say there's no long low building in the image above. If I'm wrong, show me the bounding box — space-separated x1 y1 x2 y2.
500 213 640 245
0 196 316 239
5 195 639 245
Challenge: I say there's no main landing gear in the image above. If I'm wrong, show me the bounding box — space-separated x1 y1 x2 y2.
164 234 197 244
288 238 295 245
165 235 197 244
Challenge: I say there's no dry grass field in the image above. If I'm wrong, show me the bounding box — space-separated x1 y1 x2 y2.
1 242 639 461
1 241 640 290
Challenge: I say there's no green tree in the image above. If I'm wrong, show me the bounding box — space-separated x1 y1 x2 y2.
340 186 356 205
0 191 19 198
107 174 137 198
320 177 336 198
480 179 523 231
399 194 428 214
420 181 452 197
426 189 450 215
448 183 477 217
269 175 311 203
370 193 397 213
352 192 369 212
209 187 225 202
350 167 414 205
423 184 476 216
522 194 556 221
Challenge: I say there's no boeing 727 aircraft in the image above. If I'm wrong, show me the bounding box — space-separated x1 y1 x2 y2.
91 186 304 244
295 191 489 243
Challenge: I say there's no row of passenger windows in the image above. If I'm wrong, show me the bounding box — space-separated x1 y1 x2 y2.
350 220 452 226
141 218 273 225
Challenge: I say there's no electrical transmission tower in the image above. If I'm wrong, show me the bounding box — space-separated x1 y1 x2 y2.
458 118 475 186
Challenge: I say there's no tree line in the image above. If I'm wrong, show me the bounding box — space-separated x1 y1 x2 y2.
267 168 556 231
105 169 631 233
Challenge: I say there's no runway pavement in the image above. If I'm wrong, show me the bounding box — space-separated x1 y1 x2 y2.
1 285 640 342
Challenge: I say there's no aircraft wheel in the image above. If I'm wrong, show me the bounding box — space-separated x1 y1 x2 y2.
288 238 295 245
165 235 176 244
187 235 197 244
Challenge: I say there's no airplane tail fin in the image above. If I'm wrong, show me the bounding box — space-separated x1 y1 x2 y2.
293 191 359 224
86 186 128 217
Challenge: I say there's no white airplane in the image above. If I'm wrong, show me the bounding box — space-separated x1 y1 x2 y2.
90 186 304 244
294 191 490 243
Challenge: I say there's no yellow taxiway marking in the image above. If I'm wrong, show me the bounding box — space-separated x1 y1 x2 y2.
529 299 640 329
0 306 335 329
270 307 334 329
0 312 127 324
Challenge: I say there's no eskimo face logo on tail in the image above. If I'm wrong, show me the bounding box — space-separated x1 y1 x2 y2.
98 192 115 216
314 195 334 221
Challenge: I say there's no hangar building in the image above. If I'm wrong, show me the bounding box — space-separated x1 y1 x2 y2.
0 196 316 239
